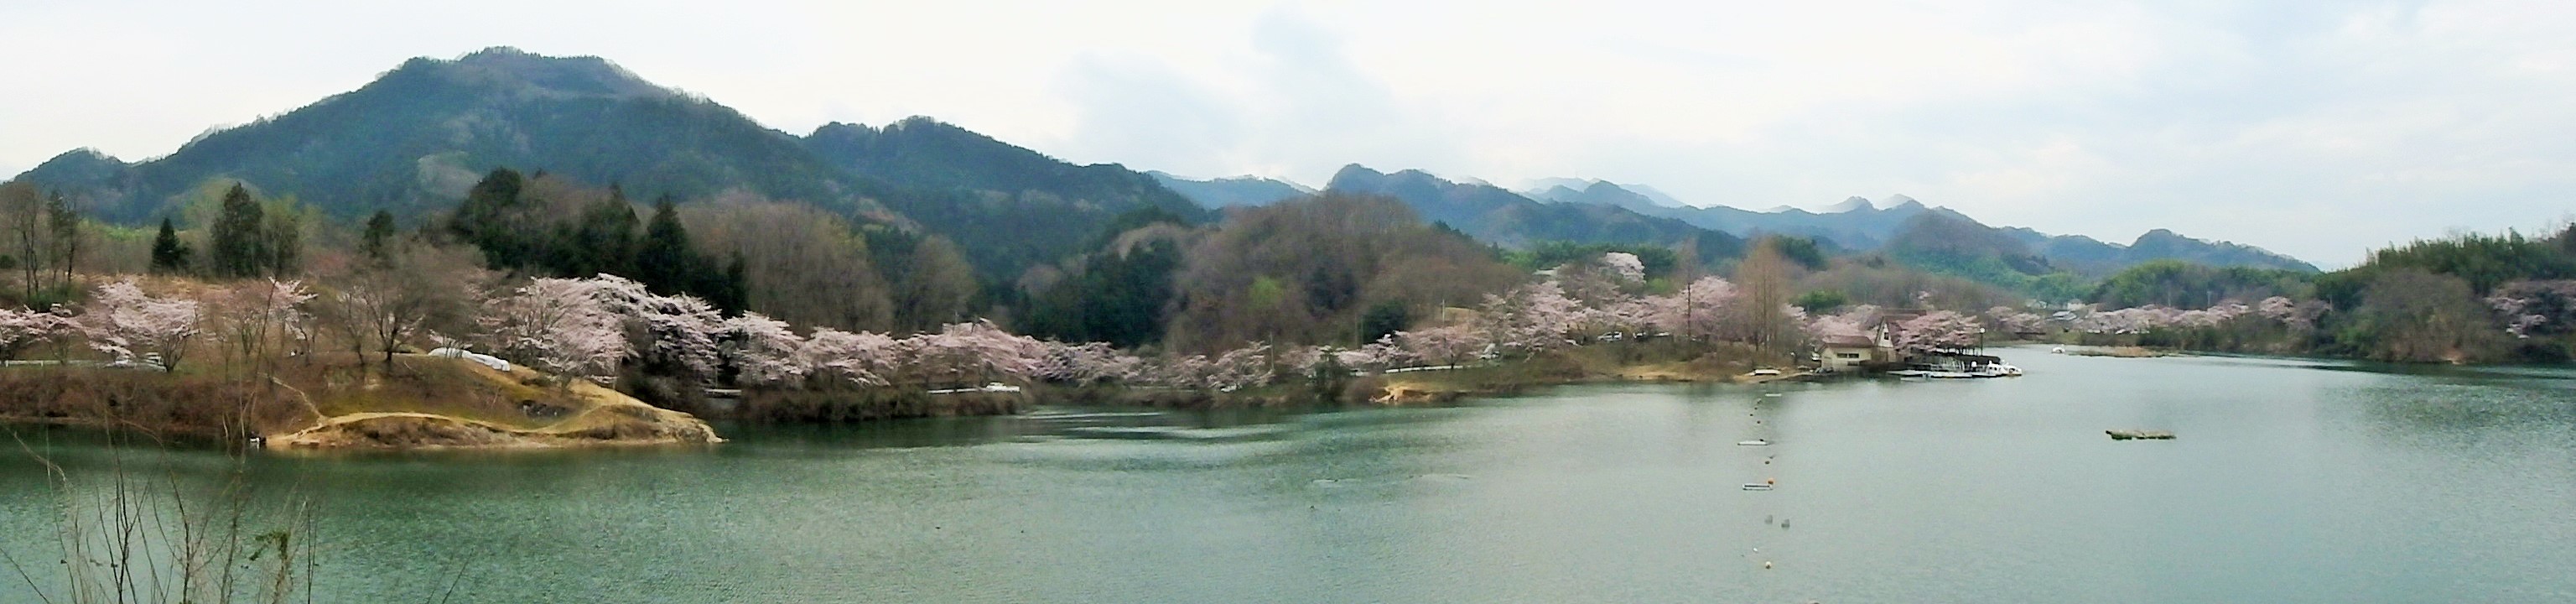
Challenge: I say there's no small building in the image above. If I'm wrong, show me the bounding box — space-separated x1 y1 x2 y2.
1818 333 1879 372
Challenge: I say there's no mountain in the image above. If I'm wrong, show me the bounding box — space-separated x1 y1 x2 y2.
1530 183 1939 249
22 47 867 222
1532 180 2313 273
802 118 1208 274
1325 165 1745 258
12 48 1206 280
1148 172 1312 207
1873 211 2317 299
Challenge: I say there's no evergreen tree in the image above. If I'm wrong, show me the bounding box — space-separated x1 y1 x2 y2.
706 253 750 313
149 217 191 273
449 168 529 268
636 196 700 296
260 201 304 278
562 185 638 278
208 184 266 278
45 192 77 286
361 210 397 263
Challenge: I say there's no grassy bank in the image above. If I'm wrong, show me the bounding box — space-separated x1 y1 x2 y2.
0 353 720 449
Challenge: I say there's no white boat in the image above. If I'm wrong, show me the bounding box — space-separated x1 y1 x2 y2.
1741 483 1774 491
1736 440 1770 446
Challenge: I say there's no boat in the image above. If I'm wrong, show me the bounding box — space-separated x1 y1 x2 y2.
2106 430 2176 440
1736 440 1770 446
1741 483 1774 491
1888 369 1929 378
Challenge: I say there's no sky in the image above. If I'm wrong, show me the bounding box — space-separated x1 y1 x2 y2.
4 0 2573 267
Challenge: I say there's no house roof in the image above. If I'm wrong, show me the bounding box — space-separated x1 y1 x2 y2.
1820 334 1875 347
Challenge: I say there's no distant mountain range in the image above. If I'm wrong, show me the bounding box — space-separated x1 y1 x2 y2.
1153 172 2316 275
1145 172 1311 208
11 47 2313 285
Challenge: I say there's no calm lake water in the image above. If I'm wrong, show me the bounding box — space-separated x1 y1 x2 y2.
6 347 2575 602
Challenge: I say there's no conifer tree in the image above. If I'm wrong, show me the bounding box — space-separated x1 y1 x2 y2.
149 217 190 273
208 184 266 278
636 196 699 296
361 210 397 263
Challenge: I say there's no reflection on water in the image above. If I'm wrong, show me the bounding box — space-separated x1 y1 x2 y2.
5 346 2575 603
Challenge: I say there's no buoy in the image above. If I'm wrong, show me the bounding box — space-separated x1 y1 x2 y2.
1781 518 1791 528
1763 561 1773 569
1766 477 1775 485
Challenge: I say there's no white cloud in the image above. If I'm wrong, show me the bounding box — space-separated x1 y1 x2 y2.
5 0 2573 265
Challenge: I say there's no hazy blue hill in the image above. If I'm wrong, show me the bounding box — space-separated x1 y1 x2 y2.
1524 182 1930 248
2123 229 2317 272
1148 171 1311 207
1326 165 1744 258
1530 180 2315 274
1883 211 2062 283
21 47 865 222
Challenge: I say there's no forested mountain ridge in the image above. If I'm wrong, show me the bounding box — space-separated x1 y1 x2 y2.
11 48 1217 282
1147 172 1311 208
20 47 867 222
1322 164 1747 261
802 118 1211 277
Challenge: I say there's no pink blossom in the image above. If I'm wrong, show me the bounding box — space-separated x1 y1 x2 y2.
1891 310 1981 357
80 280 202 372
1393 324 1488 366
1599 252 1645 284
478 278 630 378
724 312 806 387
800 327 897 386
0 306 75 357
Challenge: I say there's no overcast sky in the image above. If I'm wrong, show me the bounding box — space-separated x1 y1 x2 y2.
4 0 2572 266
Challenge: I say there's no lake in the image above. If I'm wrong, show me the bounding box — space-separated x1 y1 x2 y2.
5 347 2574 602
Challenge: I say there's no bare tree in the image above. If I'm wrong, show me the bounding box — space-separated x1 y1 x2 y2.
328 242 485 372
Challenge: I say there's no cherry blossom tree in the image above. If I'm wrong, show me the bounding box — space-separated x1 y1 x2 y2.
1804 306 1877 343
724 312 806 388
899 320 1047 388
1394 324 1487 366
81 280 202 372
1335 336 1404 372
800 327 898 386
1599 252 1646 284
584 275 726 383
0 306 73 359
1479 280 1582 353
478 278 628 380
1035 341 1142 386
1890 310 1982 357
1643 276 1739 341
1204 343 1275 392
2486 280 2576 338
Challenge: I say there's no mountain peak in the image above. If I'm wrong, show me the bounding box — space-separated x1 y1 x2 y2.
1822 196 1875 213
396 47 672 102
